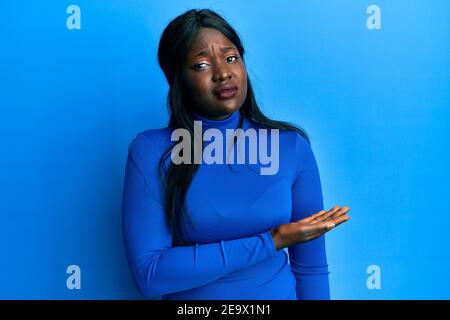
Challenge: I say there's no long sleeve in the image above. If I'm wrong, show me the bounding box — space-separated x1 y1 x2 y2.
121 133 278 299
288 133 331 300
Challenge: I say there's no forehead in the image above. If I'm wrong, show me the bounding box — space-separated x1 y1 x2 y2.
187 28 235 52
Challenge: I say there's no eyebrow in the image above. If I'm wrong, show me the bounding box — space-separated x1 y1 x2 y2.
193 46 235 58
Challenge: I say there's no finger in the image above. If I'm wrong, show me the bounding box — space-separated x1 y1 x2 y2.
320 206 350 223
302 221 336 236
308 220 343 240
312 206 339 222
306 215 351 240
312 205 342 223
301 206 342 224
300 209 328 223
330 214 351 227
325 215 350 230
301 232 324 243
318 214 351 231
306 231 326 241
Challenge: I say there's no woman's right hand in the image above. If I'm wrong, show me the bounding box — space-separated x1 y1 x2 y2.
269 206 351 250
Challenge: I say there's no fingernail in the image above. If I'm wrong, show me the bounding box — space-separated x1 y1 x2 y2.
327 223 335 229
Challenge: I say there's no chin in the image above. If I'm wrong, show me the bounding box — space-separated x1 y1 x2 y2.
224 104 238 111
220 102 241 113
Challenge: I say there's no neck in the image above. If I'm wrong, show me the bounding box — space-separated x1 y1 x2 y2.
191 109 241 131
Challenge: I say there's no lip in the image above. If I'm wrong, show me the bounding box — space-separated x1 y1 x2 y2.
213 82 238 99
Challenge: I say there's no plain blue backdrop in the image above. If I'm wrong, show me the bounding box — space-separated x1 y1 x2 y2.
0 0 449 299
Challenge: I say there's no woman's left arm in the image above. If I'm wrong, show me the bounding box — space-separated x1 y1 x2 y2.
288 133 331 300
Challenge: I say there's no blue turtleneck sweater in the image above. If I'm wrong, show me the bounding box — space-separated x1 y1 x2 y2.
121 109 330 300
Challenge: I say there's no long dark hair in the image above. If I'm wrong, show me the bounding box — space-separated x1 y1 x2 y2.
157 8 310 246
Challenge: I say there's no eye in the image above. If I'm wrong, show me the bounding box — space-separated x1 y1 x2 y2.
193 62 209 71
226 55 239 63
192 55 239 72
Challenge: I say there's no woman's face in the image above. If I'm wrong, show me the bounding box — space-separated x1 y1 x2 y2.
182 27 248 120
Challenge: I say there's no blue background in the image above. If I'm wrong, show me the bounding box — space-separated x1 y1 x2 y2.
1 0 449 299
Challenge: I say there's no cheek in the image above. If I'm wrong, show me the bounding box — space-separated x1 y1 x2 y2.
183 71 209 94
239 68 248 97
237 65 247 86
191 77 212 97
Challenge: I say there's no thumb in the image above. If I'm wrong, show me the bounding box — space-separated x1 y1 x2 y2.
302 222 335 236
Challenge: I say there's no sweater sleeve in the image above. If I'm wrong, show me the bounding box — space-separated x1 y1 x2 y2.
288 133 331 300
121 133 278 299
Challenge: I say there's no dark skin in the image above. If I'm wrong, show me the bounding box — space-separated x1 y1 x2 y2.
182 27 350 249
270 206 350 250
182 27 247 120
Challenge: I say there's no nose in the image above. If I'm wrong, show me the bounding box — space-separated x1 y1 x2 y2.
212 61 232 82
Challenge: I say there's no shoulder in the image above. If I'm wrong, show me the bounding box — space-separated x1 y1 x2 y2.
136 127 173 147
292 132 320 175
127 127 173 163
130 127 172 148
245 118 300 141
293 131 312 153
244 117 312 154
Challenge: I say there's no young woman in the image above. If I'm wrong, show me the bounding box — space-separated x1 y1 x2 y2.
121 8 350 300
